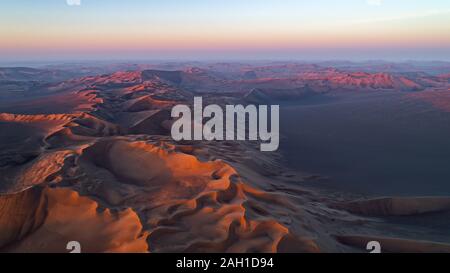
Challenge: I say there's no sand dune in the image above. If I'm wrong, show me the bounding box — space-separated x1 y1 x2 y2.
129 109 173 135
0 187 46 248
0 82 103 115
66 113 123 137
0 187 148 253
77 139 318 252
142 70 183 85
1 150 73 194
123 95 176 112
0 113 77 190
1 64 450 253
0 67 81 82
408 89 450 112
245 86 318 104
337 197 450 216
0 113 75 123
295 70 425 91
80 71 142 86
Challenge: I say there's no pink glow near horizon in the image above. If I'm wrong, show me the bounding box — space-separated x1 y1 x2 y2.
1 0 449 60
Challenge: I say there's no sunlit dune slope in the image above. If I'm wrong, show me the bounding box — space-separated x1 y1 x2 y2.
0 187 148 253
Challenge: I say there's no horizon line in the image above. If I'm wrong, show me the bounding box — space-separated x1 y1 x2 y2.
1 58 450 68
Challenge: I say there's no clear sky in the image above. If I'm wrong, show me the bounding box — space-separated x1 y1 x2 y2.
1 0 450 62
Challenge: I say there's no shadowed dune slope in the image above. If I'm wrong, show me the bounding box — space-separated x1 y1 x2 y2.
337 197 450 216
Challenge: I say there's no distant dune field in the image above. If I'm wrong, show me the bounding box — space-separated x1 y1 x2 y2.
1 62 450 253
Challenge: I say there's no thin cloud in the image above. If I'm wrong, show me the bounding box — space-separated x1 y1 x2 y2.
354 9 450 24
367 0 383 6
67 0 81 6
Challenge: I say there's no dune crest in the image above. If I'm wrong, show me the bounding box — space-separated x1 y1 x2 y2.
0 113 75 123
124 95 176 112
